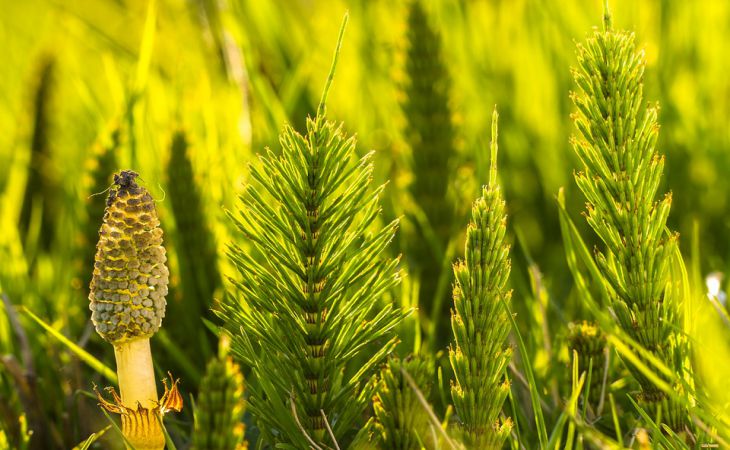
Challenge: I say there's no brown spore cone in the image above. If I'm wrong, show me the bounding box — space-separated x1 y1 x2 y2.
89 170 169 344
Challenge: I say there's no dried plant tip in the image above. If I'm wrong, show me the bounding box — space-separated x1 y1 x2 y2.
95 374 183 450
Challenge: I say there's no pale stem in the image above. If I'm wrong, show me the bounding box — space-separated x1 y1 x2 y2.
114 338 158 409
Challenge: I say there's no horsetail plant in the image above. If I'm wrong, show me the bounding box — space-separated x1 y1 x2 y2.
75 124 120 294
193 336 247 450
569 4 686 430
218 16 404 447
166 130 221 314
166 130 221 360
403 0 457 344
566 321 606 403
449 109 512 449
20 56 58 251
88 170 182 449
370 355 435 449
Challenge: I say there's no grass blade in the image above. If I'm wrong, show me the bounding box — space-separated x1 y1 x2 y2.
21 307 116 383
500 296 548 448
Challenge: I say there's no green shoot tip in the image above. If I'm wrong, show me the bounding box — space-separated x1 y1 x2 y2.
489 106 499 187
602 0 612 31
317 12 349 119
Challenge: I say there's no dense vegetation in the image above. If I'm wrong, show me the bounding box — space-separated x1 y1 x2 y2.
1 0 729 449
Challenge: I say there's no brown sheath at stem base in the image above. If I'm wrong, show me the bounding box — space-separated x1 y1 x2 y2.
94 370 183 450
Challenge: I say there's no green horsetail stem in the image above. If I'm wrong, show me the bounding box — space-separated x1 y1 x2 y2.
75 124 120 294
449 109 512 449
193 338 247 450
403 0 457 344
371 355 434 449
218 15 404 448
570 4 686 430
166 131 221 324
89 170 182 449
567 321 606 403
20 56 57 251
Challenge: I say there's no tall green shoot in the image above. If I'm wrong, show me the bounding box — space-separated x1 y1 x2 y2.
218 15 404 447
403 1 458 346
569 2 688 431
449 109 513 448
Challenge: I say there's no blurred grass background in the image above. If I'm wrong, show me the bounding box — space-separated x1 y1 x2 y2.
1 0 729 448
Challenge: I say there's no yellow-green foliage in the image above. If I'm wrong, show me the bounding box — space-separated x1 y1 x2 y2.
19 57 57 251
194 354 247 450
165 130 221 362
371 355 434 450
218 24 404 446
402 0 457 342
166 130 220 309
75 125 121 292
2 1 730 448
449 110 512 449
566 321 605 401
569 6 686 429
